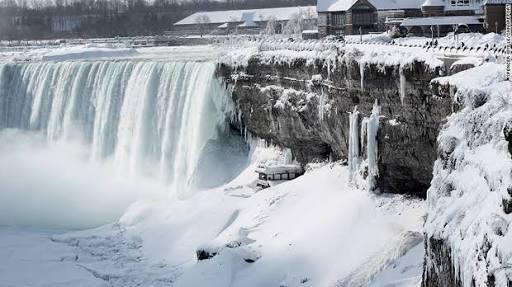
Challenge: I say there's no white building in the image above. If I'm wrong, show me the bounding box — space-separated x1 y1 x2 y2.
173 6 317 36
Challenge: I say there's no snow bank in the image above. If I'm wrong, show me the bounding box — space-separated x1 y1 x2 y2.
55 143 425 286
42 44 138 61
425 63 512 286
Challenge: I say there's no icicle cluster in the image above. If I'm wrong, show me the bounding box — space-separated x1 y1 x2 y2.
347 101 380 191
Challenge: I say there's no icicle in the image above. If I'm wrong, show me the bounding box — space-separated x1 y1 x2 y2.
319 87 325 121
348 106 360 182
359 62 365 91
366 100 380 190
399 65 407 105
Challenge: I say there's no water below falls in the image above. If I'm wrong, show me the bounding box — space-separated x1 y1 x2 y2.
0 59 234 194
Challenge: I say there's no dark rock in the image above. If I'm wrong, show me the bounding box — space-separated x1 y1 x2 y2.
217 57 454 197
196 248 218 261
504 120 512 156
423 237 462 287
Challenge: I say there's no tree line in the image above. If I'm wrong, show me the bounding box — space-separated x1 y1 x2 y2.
0 0 316 40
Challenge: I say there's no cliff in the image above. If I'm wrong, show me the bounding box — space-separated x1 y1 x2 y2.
217 50 454 196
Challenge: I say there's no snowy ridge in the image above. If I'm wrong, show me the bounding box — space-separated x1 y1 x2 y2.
425 63 512 286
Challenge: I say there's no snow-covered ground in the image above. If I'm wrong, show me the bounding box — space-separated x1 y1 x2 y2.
0 138 426 286
0 34 507 286
0 228 107 287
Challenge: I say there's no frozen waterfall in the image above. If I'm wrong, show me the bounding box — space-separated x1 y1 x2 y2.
348 106 360 182
0 60 232 194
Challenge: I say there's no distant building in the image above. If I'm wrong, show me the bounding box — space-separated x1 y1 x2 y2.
318 0 509 37
401 0 509 36
173 6 317 36
317 0 378 37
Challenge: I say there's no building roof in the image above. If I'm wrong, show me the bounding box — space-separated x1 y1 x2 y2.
256 164 303 175
318 0 424 12
174 6 317 26
401 15 483 26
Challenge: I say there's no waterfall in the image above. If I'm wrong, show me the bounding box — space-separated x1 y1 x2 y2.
0 60 232 194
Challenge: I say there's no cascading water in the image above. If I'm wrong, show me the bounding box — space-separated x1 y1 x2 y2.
0 60 233 194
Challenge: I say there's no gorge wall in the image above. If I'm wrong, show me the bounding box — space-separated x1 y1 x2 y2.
217 54 455 196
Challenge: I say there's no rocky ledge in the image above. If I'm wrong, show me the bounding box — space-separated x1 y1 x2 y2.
217 54 455 197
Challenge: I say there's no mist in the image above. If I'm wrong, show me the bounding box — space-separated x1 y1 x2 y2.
0 129 167 230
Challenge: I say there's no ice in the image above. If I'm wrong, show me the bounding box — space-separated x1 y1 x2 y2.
367 100 380 190
348 106 361 182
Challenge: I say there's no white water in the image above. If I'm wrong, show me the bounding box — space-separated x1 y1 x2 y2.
0 60 232 195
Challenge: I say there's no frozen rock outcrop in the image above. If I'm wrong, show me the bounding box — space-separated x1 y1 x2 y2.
217 49 453 196
424 64 512 287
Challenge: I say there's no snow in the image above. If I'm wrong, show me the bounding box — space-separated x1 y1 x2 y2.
401 16 482 27
49 158 425 287
0 42 436 287
368 242 424 287
174 6 317 26
41 44 138 61
318 0 424 12
426 62 512 287
0 228 107 287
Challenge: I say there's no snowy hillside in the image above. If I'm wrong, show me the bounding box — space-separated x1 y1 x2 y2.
49 144 425 287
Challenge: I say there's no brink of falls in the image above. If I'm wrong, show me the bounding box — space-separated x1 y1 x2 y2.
0 60 234 194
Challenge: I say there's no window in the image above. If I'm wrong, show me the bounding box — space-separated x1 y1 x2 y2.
331 13 346 27
450 0 470 6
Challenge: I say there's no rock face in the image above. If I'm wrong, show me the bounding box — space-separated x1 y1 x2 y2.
423 64 512 287
217 56 454 196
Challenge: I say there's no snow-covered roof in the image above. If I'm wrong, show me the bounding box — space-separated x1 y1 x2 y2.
318 0 424 12
422 0 444 7
174 6 317 26
401 15 482 26
256 164 303 175
372 0 424 10
217 23 228 29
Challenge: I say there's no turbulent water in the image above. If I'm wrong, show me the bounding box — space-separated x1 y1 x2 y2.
0 59 233 194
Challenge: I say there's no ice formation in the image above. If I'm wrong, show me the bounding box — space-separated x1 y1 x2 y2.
0 60 232 194
366 101 380 190
425 63 512 287
348 106 361 182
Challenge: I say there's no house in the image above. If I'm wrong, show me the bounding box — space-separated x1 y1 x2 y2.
317 0 379 37
401 0 509 36
173 6 317 36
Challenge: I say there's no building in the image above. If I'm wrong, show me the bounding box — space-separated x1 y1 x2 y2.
173 6 317 36
317 0 427 36
401 0 509 36
317 0 378 36
318 0 508 37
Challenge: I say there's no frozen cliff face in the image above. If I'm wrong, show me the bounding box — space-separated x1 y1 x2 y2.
424 63 512 287
218 48 455 196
